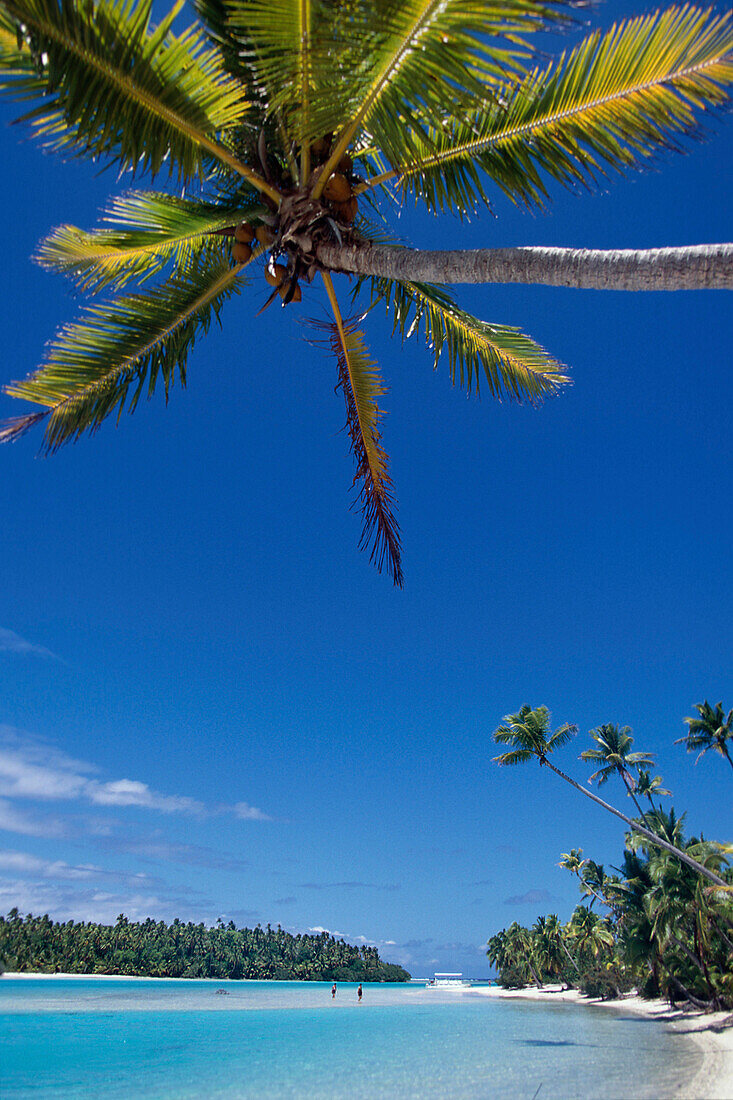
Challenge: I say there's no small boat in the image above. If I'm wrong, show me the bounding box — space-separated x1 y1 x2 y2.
425 972 470 989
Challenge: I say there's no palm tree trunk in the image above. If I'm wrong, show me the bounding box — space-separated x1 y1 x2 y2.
317 241 733 291
620 772 655 832
538 758 728 888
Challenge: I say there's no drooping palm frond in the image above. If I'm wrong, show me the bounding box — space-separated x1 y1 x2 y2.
314 0 578 196
319 273 402 586
366 277 568 402
387 5 733 214
0 3 41 80
35 190 264 291
0 0 277 193
2 251 245 452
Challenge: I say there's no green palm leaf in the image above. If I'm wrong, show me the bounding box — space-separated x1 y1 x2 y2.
2 251 244 452
391 5 733 213
226 0 353 164
367 276 568 402
320 272 402 586
314 0 576 194
35 190 265 291
0 0 275 191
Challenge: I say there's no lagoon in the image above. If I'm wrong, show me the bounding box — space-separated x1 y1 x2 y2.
0 976 702 1098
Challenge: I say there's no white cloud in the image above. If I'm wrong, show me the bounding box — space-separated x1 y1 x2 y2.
233 801 272 822
87 779 204 815
0 798 67 838
0 627 59 660
0 731 204 816
0 727 272 827
0 849 99 880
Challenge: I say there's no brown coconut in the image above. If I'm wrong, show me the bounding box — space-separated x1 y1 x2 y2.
265 264 288 287
234 222 255 243
323 173 351 203
232 242 252 264
255 224 275 247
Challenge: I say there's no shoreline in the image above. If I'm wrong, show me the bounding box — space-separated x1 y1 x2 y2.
475 984 733 1100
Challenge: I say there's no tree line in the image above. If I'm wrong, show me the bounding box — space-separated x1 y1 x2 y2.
0 912 410 982
489 702 732 1010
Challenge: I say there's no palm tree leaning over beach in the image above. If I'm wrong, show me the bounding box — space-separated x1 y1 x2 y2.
676 701 733 772
1 0 733 583
492 704 730 887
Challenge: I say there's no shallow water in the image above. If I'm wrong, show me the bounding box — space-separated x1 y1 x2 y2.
0 978 701 1098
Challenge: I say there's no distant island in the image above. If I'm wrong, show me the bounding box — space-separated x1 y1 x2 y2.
0 910 411 982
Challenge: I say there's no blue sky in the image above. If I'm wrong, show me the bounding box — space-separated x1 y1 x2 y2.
0 0 731 978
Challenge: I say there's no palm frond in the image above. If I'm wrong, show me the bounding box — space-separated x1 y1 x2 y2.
226 0 362 155
0 0 278 194
319 272 402 586
314 0 577 195
493 748 535 766
3 251 244 452
366 277 568 402
547 722 577 750
0 3 41 80
35 190 264 291
393 5 733 213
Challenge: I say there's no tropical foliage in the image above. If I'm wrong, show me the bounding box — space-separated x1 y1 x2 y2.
0 910 410 980
1 0 732 582
677 700 733 770
490 701 733 1008
489 812 733 1008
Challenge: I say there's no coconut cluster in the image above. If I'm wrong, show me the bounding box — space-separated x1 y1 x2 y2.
228 136 359 305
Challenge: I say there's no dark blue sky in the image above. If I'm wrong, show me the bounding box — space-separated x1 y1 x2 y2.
0 0 731 976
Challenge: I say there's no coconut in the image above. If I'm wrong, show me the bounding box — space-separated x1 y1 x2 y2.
232 242 252 264
279 282 302 303
337 153 353 174
234 222 255 243
335 196 358 225
265 264 287 287
323 173 351 203
255 224 275 247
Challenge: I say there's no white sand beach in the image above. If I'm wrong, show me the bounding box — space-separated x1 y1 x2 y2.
477 984 733 1100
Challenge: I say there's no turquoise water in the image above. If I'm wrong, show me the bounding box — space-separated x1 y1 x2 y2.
0 978 700 1098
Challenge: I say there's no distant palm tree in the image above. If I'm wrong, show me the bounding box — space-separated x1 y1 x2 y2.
493 704 728 887
635 769 671 813
580 723 655 825
1 0 733 581
558 848 586 878
676 701 733 772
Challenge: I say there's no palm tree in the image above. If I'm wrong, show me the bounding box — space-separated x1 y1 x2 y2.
635 769 671 814
493 704 729 887
580 723 656 825
676 701 733 772
1 1 732 582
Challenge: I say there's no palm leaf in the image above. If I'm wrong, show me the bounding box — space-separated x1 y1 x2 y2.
390 5 733 213
0 0 278 195
493 748 535 766
226 0 343 163
366 277 568 402
314 0 576 195
320 272 402 587
2 251 244 452
35 190 264 291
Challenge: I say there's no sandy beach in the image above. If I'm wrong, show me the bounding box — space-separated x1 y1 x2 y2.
477 984 733 1100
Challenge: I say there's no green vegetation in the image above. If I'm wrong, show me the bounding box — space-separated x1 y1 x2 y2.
0 911 410 981
490 702 733 1010
1 0 733 583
